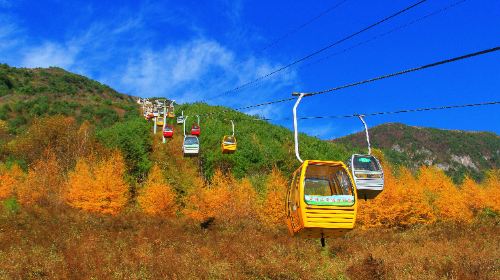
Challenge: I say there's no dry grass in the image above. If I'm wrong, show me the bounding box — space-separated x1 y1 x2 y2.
0 207 498 280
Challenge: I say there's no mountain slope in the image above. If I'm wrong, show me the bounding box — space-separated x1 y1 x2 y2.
0 64 137 133
333 122 500 181
2 64 498 183
167 102 355 179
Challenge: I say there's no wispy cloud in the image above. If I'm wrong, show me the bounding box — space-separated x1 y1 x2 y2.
117 38 298 107
0 1 298 122
21 42 80 69
0 14 20 53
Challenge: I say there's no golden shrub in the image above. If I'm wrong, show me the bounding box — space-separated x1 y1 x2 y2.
17 149 63 206
461 176 487 214
482 169 500 212
259 167 288 227
138 164 177 217
0 164 24 200
184 169 232 222
65 151 129 215
185 169 259 224
418 166 472 223
357 166 435 228
226 178 257 221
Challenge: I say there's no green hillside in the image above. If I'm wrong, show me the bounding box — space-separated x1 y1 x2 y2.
165 102 355 179
2 64 498 184
0 64 137 133
1 66 499 280
0 64 354 183
333 122 500 182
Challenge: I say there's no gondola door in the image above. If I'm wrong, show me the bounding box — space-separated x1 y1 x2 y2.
287 168 303 235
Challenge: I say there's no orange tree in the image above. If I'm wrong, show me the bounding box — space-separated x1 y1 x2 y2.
138 164 177 217
65 151 129 215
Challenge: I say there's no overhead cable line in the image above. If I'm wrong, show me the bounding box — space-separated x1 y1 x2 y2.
199 0 349 103
260 0 349 53
204 0 467 101
296 0 468 74
230 46 500 111
303 46 500 96
254 101 500 121
206 0 429 101
195 46 499 120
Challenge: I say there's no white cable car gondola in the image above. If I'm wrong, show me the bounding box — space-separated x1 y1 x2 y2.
177 111 185 124
349 115 384 200
182 116 199 156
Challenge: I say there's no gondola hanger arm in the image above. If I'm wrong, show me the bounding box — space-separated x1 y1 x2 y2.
292 92 308 163
184 116 188 137
231 120 235 137
357 114 371 155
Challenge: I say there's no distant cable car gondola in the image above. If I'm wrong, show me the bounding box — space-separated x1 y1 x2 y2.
286 93 358 247
163 125 174 138
177 111 185 124
182 116 199 156
168 101 175 118
191 125 200 136
221 120 237 154
191 115 200 136
182 135 199 156
348 115 384 200
156 116 164 126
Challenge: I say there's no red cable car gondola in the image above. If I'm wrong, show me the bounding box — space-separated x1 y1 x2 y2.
191 124 200 136
163 125 174 138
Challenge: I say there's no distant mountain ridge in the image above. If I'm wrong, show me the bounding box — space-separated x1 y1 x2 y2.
332 122 500 182
0 64 137 133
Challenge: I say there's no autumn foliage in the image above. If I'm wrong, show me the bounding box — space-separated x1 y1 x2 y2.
185 168 258 224
0 164 24 200
7 116 102 172
259 167 288 228
0 115 499 226
357 166 435 228
17 149 64 206
138 164 177 217
357 165 499 228
65 151 128 215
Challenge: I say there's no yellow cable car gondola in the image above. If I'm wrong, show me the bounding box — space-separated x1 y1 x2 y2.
285 92 358 247
167 101 175 118
156 116 164 126
221 120 237 154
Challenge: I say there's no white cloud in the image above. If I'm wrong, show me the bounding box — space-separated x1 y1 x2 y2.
21 42 80 69
118 38 298 105
0 3 298 121
0 24 16 49
0 15 21 53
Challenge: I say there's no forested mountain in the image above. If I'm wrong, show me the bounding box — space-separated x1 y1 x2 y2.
333 122 500 182
0 64 137 133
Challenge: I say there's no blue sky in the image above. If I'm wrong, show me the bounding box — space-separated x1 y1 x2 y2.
0 0 499 139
